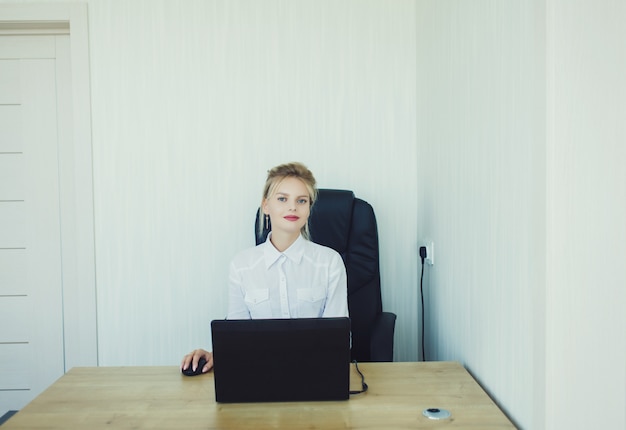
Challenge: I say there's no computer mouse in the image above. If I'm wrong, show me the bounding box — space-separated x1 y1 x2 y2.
181 357 207 377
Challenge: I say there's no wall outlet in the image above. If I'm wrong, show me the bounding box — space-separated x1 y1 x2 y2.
425 241 434 265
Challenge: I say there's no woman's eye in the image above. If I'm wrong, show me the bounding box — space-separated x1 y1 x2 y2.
277 196 287 202
298 199 308 204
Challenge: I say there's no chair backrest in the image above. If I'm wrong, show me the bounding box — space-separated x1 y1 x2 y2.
255 189 385 361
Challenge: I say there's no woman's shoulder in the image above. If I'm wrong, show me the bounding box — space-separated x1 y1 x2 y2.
303 239 342 260
230 242 265 266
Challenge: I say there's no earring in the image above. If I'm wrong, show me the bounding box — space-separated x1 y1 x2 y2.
265 214 269 230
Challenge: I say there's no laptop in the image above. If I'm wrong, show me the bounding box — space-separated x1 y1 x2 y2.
211 317 351 403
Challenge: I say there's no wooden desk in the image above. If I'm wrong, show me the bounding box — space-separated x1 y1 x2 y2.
3 362 515 429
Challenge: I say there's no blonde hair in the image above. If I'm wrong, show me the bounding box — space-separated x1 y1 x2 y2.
259 162 318 240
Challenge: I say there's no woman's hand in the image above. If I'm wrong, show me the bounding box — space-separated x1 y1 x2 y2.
180 349 214 373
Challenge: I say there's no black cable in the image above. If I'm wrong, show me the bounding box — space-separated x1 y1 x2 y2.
419 246 427 362
349 360 368 395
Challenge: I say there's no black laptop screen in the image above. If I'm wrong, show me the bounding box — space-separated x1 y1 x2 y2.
211 317 351 403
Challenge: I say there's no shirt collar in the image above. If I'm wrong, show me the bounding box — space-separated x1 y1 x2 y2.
263 233 305 268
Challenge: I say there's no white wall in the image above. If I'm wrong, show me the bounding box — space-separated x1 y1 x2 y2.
81 0 419 365
546 1 626 429
415 1 546 427
416 1 625 429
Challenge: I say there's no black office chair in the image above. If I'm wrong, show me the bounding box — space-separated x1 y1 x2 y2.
255 189 396 362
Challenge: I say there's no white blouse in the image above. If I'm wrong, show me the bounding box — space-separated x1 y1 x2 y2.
227 234 349 319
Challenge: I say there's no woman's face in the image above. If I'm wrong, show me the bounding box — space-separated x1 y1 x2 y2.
263 176 311 238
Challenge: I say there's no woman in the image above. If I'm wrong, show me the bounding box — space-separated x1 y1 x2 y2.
181 162 348 374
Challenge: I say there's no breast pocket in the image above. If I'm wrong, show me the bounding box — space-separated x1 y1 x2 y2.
296 287 327 318
244 288 271 318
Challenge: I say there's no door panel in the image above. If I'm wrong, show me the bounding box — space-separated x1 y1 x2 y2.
0 248 27 294
0 154 25 198
0 36 65 412
0 105 22 151
0 201 27 246
0 297 29 341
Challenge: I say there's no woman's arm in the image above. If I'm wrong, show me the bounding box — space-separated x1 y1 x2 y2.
226 260 251 319
322 253 349 318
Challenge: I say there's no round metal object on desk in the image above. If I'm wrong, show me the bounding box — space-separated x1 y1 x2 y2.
422 408 451 420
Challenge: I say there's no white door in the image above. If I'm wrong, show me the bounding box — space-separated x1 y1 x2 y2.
0 35 69 412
